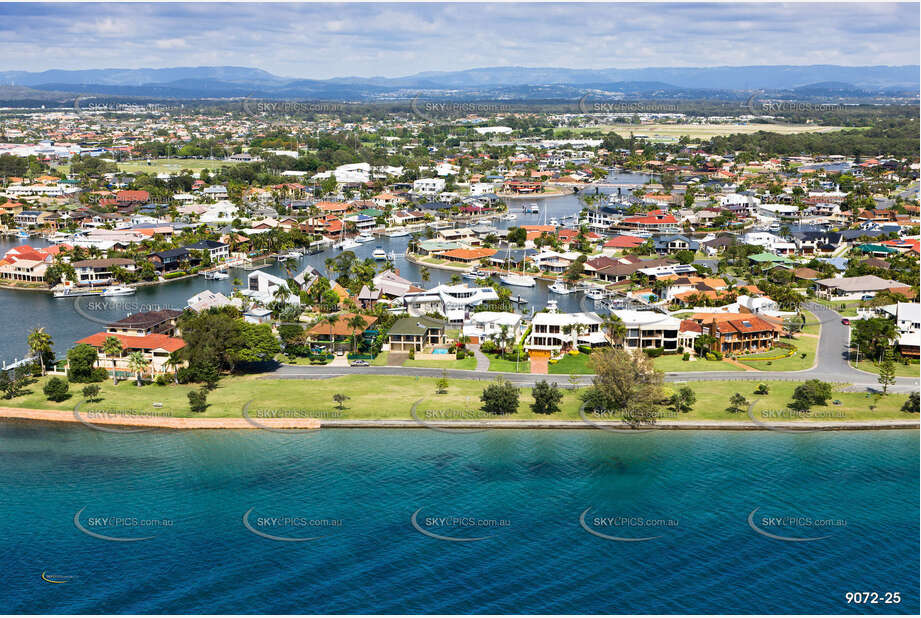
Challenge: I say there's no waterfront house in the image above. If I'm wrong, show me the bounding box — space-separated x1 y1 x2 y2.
611 310 682 352
76 332 186 379
185 239 230 263
525 305 606 354
696 314 781 355
306 313 378 352
148 248 194 272
462 311 523 345
107 309 183 337
71 258 136 286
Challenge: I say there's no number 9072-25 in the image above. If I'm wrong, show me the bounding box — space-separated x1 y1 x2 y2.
845 592 900 604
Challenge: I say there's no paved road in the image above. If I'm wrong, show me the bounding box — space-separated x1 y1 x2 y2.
265 304 919 394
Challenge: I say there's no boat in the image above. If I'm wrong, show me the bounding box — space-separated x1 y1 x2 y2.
548 281 573 295
549 217 560 227
15 229 30 239
333 238 361 251
204 270 229 280
100 285 135 297
355 233 375 243
53 286 106 298
386 229 410 238
585 287 606 301
463 269 487 280
276 250 302 261
500 273 536 287
525 203 540 214
372 247 388 260
502 213 517 221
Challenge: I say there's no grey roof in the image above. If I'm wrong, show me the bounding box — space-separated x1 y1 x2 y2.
388 315 446 336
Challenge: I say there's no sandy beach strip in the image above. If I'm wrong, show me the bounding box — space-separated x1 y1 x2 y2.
0 407 321 430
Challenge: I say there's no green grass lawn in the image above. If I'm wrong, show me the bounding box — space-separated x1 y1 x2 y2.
853 359 920 378
2 375 911 423
403 356 478 371
738 334 818 371
370 352 390 366
653 354 743 372
813 299 862 317
799 311 822 336
548 353 594 375
486 356 530 373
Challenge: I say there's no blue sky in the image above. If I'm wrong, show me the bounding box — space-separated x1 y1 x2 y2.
1 2 918 77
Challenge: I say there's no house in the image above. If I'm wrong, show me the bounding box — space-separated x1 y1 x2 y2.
245 270 299 305
525 305 606 354
413 178 446 195
619 211 679 233
75 331 186 379
357 285 382 309
187 290 241 312
611 310 682 352
185 240 230 263
436 247 497 265
106 309 183 337
306 313 378 352
813 275 910 300
147 248 193 272
115 190 150 205
202 185 229 200
462 312 523 345
652 234 699 255
698 314 781 355
400 284 500 324
387 315 447 352
71 258 136 286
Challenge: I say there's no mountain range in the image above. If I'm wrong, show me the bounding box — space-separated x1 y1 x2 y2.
0 65 917 102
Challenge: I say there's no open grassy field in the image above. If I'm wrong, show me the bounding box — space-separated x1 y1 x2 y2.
403 356 478 371
654 354 743 372
560 123 853 140
853 359 920 379
3 375 911 423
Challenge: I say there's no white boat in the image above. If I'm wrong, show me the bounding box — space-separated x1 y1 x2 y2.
355 233 375 243
333 239 361 251
463 269 487 280
100 285 135 297
15 229 30 239
585 287 606 301
386 229 410 238
548 282 573 295
526 203 540 214
372 247 388 260
500 273 536 287
204 270 229 280
502 213 517 221
53 286 105 298
549 218 560 227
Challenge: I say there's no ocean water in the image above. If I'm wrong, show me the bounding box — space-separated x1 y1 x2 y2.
1 424 917 614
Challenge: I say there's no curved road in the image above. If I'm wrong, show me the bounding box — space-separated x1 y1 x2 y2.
266 303 919 394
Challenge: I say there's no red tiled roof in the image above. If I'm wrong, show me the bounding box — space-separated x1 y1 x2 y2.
76 332 186 353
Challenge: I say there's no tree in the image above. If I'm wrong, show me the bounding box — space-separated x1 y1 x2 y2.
852 318 897 361
670 385 696 413
188 387 208 413
902 391 919 413
791 379 833 411
601 314 626 348
333 393 350 410
323 314 340 349
727 392 748 414
754 383 769 395
480 379 520 415
27 327 54 376
232 323 282 365
347 314 368 353
580 348 664 423
66 344 100 383
0 366 30 399
435 369 449 394
877 348 896 395
531 380 563 415
102 336 123 384
127 351 150 386
164 351 182 384
82 384 101 401
43 376 70 402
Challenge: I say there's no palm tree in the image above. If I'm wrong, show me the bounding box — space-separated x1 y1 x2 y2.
163 351 182 384
601 314 626 348
323 314 340 350
102 336 123 384
347 314 367 353
27 327 53 376
127 351 150 387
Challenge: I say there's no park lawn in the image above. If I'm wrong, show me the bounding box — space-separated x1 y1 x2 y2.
370 352 390 366
673 380 910 422
738 334 818 371
487 356 530 373
117 158 243 174
654 354 742 372
2 375 911 423
548 353 594 375
403 356 478 371
853 359 920 378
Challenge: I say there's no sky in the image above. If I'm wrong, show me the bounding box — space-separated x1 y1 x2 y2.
0 2 918 78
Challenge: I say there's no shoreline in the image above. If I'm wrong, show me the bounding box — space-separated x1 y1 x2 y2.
1 407 917 431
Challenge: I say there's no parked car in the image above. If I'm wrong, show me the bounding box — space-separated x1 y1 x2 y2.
350 360 370 367
336 350 344 356
841 318 850 325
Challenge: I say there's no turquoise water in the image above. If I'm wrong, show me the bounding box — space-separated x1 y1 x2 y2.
1 424 917 614
432 348 450 354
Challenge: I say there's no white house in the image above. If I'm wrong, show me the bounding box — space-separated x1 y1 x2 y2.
611 309 681 352
462 311 524 345
525 303 606 353
413 178 446 196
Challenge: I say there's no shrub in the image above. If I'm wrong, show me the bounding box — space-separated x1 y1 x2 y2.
81 384 100 401
902 392 919 413
480 340 498 354
456 349 466 360
682 352 690 361
43 377 70 402
754 383 769 395
155 374 170 386
791 379 833 410
643 347 664 358
408 348 415 360
531 380 563 415
187 388 208 413
480 379 520 415
705 352 717 361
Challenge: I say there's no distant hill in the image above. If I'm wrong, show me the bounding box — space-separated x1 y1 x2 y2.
0 64 916 101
